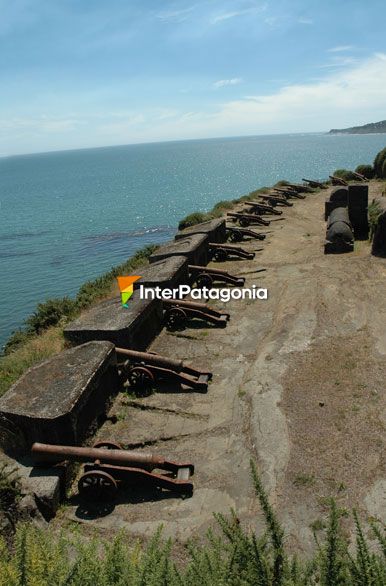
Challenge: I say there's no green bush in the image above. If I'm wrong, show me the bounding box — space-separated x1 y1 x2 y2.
178 212 209 230
355 164 375 179
2 330 34 355
0 464 385 585
0 461 20 513
382 159 386 181
373 146 386 178
25 297 77 335
333 169 357 181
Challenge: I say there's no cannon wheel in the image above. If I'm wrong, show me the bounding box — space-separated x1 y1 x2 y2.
229 230 243 243
93 441 122 450
165 307 187 330
239 218 250 227
128 366 155 390
213 249 228 262
78 470 118 501
197 273 213 288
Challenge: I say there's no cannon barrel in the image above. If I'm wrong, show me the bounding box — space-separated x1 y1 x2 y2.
326 207 353 243
32 442 167 468
115 348 183 371
189 264 237 276
163 298 212 311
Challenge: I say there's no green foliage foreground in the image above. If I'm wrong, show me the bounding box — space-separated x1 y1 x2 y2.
0 463 384 586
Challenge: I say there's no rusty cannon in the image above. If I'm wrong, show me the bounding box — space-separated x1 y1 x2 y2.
189 264 245 288
116 347 212 393
226 226 267 242
302 178 326 189
31 442 194 501
162 298 230 330
329 175 348 187
209 242 255 261
227 212 270 227
258 194 293 207
242 201 282 216
273 187 306 199
325 207 354 254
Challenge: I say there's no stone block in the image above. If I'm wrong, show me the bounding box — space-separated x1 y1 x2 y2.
64 292 162 350
0 341 118 450
175 219 227 243
149 234 209 265
134 256 189 291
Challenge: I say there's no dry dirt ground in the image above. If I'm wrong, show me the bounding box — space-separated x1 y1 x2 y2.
59 185 385 554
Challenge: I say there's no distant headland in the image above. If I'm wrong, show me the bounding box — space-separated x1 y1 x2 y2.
329 119 386 135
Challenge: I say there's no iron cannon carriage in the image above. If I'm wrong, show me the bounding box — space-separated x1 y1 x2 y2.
31 442 194 501
227 212 270 227
209 242 255 261
226 226 267 242
242 201 282 216
189 264 245 288
116 347 212 393
162 298 230 330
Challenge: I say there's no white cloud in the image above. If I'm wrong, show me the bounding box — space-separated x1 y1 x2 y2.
298 17 313 25
211 4 267 24
328 45 354 53
321 56 357 69
156 7 195 23
213 78 242 88
211 11 243 23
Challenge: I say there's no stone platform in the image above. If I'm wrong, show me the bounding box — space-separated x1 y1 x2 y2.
175 219 227 243
0 341 118 450
134 256 189 291
149 234 208 265
64 293 163 350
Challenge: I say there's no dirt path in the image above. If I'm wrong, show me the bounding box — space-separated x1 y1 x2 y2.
60 186 385 552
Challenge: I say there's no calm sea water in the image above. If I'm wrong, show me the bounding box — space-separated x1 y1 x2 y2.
1 133 385 348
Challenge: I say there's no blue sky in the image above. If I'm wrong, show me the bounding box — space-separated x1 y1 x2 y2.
1 0 386 155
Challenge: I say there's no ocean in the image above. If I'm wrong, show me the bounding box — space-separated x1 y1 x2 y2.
1 132 385 348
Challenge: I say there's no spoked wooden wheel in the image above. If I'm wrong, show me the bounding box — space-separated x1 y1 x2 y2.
229 231 243 243
165 307 186 330
213 249 227 262
78 470 118 501
128 366 154 389
239 218 250 227
196 273 213 288
93 441 122 450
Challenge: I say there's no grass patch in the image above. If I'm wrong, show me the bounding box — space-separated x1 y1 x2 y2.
0 464 385 585
293 473 315 487
0 245 157 397
0 327 65 397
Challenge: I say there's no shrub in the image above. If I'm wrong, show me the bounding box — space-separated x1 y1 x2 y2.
2 330 34 355
0 464 385 585
355 164 375 179
382 159 386 181
25 297 77 335
373 146 386 177
178 212 209 230
0 461 20 513
333 169 357 181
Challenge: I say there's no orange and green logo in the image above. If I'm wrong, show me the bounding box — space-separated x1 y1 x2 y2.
117 276 141 307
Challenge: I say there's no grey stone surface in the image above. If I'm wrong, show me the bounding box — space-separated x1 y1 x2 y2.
134 256 189 290
0 341 118 449
149 234 209 265
64 292 163 350
175 219 227 243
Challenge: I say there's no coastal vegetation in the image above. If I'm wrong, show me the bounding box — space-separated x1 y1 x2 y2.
0 245 157 396
0 464 385 585
178 186 271 229
331 145 386 182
